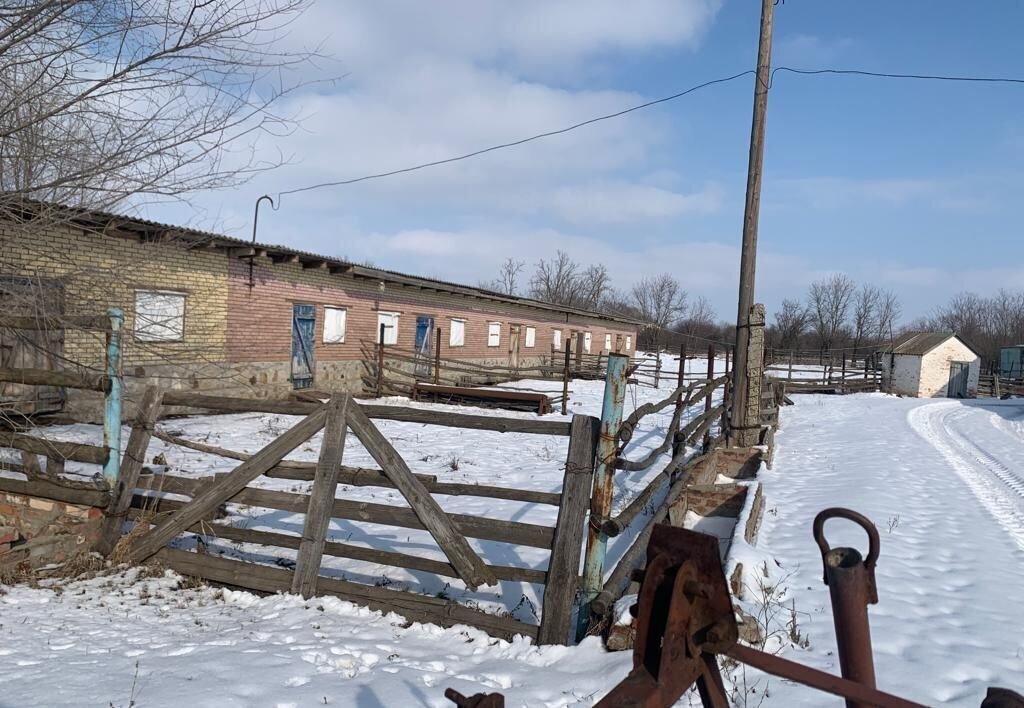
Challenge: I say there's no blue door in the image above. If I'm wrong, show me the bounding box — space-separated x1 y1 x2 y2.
291 303 315 389
414 316 434 378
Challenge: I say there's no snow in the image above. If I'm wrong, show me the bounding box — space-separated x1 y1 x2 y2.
4 359 1023 706
748 393 1024 706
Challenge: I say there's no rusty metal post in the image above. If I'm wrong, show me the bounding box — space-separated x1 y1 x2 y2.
434 326 442 385
579 353 628 637
561 340 571 415
375 323 385 398
722 346 732 434
703 344 715 453
102 308 124 488
813 508 881 708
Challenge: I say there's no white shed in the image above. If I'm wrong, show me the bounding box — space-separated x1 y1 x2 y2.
879 332 981 398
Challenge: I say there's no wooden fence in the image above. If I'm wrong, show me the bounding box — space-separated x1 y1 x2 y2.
977 373 1024 398
0 388 602 645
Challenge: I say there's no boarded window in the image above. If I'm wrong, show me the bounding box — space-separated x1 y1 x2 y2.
604 334 612 351
488 322 501 347
134 290 185 342
584 332 592 353
449 318 466 347
323 306 347 343
525 326 536 348
377 312 399 345
626 335 632 351
553 329 562 350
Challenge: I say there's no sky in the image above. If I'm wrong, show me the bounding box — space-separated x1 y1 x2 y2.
147 0 1024 324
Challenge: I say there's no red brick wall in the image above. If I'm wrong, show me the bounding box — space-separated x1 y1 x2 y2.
226 259 637 365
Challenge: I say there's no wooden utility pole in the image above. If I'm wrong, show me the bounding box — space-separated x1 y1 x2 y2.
730 0 775 444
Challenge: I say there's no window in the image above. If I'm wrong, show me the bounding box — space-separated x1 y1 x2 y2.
604 334 612 351
449 318 466 347
584 332 592 353
134 290 185 341
377 312 399 345
323 306 347 343
553 329 562 350
488 322 501 347
626 335 632 351
525 326 536 348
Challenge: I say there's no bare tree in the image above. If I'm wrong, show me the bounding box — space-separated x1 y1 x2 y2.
482 258 525 295
675 295 716 339
577 263 611 311
631 274 687 347
851 285 880 356
773 298 811 350
808 274 856 351
529 251 580 306
0 0 316 212
874 289 901 345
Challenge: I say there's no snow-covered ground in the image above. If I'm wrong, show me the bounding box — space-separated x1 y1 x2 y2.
747 393 1024 706
2 363 1023 706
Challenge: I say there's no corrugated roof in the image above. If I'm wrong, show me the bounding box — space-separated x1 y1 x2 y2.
881 331 981 358
5 199 642 326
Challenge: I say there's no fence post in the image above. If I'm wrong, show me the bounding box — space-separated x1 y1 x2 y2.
788 352 794 382
433 327 442 385
579 354 628 637
102 308 124 488
539 414 598 645
704 344 715 453
654 352 662 388
841 353 847 393
375 323 385 398
562 340 571 415
672 342 687 459
994 374 1001 398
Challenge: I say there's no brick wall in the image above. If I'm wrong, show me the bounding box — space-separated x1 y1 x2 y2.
0 492 104 567
1 218 637 414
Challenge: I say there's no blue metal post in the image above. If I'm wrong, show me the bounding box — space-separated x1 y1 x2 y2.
102 308 124 487
577 353 628 638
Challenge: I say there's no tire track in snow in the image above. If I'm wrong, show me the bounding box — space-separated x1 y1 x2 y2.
908 402 1024 552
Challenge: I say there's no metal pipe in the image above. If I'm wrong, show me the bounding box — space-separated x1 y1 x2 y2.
578 353 629 636
102 308 124 487
249 195 274 290
727 644 925 708
813 508 881 708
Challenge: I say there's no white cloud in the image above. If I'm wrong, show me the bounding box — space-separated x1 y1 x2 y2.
550 181 723 224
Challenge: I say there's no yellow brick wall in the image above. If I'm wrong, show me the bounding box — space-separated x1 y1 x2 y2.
0 221 229 377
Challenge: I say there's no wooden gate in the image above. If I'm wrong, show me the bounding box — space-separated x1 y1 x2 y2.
509 324 521 369
0 276 66 416
115 392 599 644
414 315 434 379
947 361 970 398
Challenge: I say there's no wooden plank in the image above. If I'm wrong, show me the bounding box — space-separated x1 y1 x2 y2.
292 395 350 598
97 386 162 556
0 475 109 508
345 403 497 590
153 428 556 505
0 367 109 392
131 477 554 548
0 433 108 464
0 315 110 330
126 406 327 563
538 414 597 645
159 392 571 436
155 548 537 642
172 521 546 585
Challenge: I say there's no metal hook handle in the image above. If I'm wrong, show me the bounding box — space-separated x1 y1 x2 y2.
812 507 881 578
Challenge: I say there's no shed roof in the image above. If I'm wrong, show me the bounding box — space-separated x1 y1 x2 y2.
3 199 642 326
881 331 982 358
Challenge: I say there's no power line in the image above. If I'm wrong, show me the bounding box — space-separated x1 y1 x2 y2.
272 66 1024 202
276 71 755 200
772 66 1024 86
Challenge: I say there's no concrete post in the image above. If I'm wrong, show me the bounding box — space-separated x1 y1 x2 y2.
737 304 765 448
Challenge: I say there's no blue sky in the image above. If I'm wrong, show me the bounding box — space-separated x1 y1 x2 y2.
150 0 1024 323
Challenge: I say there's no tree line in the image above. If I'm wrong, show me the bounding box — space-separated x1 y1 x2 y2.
912 290 1024 364
482 253 721 347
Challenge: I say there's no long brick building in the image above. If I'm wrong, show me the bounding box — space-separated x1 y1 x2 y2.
0 203 638 419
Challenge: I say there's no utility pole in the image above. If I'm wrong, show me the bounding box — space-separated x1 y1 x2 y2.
731 0 775 445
